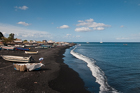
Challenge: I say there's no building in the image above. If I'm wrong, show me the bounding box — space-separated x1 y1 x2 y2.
14 39 23 45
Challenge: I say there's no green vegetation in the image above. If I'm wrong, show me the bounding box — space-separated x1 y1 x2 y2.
0 32 4 40
0 32 16 45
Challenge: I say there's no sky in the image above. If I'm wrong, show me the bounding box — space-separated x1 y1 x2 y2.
0 0 140 42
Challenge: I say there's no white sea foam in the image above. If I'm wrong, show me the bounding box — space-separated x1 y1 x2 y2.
70 46 119 93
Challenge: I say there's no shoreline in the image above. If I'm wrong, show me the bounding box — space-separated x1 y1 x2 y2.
0 46 90 93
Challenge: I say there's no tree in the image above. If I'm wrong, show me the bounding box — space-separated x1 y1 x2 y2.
8 33 14 40
23 40 28 43
8 33 15 44
1 33 15 45
0 32 4 40
1 37 9 45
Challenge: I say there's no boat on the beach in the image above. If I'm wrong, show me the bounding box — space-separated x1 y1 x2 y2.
15 47 30 51
13 63 45 71
25 51 38 54
15 45 25 47
1 46 15 50
1 55 33 62
35 46 48 49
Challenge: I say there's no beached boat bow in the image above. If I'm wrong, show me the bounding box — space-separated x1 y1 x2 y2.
13 63 45 71
1 55 33 62
25 51 38 54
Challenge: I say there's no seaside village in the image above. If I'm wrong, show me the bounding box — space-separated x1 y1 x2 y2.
0 32 74 71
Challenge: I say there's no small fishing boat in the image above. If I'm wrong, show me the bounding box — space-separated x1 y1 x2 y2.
1 46 15 50
15 45 25 47
25 51 38 54
100 39 103 43
35 46 48 48
13 63 45 71
15 47 30 51
1 55 33 62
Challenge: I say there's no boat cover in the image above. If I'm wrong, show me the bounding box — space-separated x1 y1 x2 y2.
13 63 45 71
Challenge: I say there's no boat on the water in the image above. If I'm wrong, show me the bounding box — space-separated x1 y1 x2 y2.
13 63 44 71
15 47 30 51
100 39 103 43
25 51 38 54
1 55 33 62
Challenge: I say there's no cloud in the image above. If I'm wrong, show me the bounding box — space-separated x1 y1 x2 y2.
75 27 91 32
17 21 31 26
76 35 81 38
64 34 81 39
66 34 71 36
75 18 111 31
116 37 129 40
57 25 69 29
138 4 140 6
86 18 94 22
93 27 105 30
120 25 124 28
0 23 53 40
15 6 28 10
78 20 84 22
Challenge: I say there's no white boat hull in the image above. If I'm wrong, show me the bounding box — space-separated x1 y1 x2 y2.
13 63 45 71
25 51 38 54
1 55 32 62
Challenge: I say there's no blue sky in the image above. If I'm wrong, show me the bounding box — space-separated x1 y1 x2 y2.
0 0 140 42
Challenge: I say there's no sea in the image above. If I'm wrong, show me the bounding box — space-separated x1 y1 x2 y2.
63 42 140 93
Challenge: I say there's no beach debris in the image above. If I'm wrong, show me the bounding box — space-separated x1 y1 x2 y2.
34 82 37 84
39 57 44 63
39 57 43 61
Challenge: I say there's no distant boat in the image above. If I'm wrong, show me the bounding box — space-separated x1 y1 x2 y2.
87 42 89 43
100 39 103 43
100 41 103 43
78 44 81 46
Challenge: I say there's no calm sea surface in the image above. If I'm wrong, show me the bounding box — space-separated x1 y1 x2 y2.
63 42 140 93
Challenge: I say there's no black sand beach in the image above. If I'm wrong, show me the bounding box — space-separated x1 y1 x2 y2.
0 46 90 93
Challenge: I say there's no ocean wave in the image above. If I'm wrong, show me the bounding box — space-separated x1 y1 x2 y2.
70 46 119 93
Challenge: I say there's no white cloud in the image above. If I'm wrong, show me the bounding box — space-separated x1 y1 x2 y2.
76 18 111 31
75 27 91 32
76 35 81 38
93 27 105 30
15 6 28 10
64 34 81 39
17 21 31 26
0 23 53 40
116 37 129 40
57 25 69 29
78 20 84 22
66 34 71 36
120 25 124 28
86 18 94 22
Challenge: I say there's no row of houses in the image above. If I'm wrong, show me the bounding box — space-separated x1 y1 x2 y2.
0 39 73 47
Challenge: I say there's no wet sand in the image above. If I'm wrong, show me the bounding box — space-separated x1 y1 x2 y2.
0 46 90 93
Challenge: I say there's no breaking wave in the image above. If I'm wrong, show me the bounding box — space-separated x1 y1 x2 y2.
70 46 119 93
